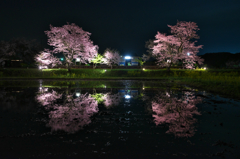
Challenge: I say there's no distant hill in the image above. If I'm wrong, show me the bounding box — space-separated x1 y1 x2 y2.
199 52 240 68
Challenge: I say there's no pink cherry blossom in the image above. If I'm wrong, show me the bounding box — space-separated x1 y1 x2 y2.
152 21 204 70
35 49 61 68
103 48 121 69
45 23 98 71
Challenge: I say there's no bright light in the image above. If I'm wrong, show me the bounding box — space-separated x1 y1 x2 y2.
143 87 145 90
166 92 170 97
39 66 42 69
142 68 145 70
60 58 64 61
125 95 131 99
76 93 81 97
204 67 206 70
125 56 131 59
105 70 107 71
187 53 190 56
167 60 171 63
76 58 80 62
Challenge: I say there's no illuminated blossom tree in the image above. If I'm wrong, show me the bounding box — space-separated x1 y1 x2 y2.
103 48 121 69
152 91 202 137
152 21 204 70
91 53 105 69
35 49 61 69
45 23 98 71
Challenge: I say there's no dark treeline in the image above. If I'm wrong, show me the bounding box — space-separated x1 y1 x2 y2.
200 52 240 68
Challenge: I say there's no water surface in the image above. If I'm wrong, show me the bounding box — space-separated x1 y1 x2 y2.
0 80 239 158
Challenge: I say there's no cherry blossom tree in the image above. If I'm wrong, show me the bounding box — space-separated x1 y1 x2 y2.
103 48 121 69
152 91 202 137
152 21 204 70
35 49 61 69
45 23 98 71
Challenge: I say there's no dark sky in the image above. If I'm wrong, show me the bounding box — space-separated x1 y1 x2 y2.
1 0 240 56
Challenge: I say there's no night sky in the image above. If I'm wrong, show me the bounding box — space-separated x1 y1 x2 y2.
1 0 240 56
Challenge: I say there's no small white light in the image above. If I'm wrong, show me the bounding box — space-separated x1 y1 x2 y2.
125 95 131 99
143 87 145 90
76 58 80 62
167 60 171 63
104 85 106 88
143 68 145 70
187 53 190 56
105 70 107 71
76 93 80 97
204 67 206 70
39 66 42 69
125 56 131 59
166 92 170 97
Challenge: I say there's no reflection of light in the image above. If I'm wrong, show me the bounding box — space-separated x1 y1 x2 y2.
143 68 145 70
125 95 131 99
143 87 145 90
125 56 131 59
166 92 170 97
204 67 206 70
76 93 81 97
76 58 80 62
187 53 190 56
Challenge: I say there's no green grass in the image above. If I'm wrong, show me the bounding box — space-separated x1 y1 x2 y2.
0 68 240 99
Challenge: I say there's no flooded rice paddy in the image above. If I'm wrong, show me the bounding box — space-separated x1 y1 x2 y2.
0 80 240 159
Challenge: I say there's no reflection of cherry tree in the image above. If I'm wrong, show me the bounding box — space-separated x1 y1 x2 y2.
36 90 62 106
152 91 201 137
102 92 122 108
48 94 98 133
35 89 98 133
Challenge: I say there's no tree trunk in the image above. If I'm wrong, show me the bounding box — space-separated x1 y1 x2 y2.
167 63 172 71
67 63 71 72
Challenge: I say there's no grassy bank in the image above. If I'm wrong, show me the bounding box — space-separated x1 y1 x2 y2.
0 68 239 99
